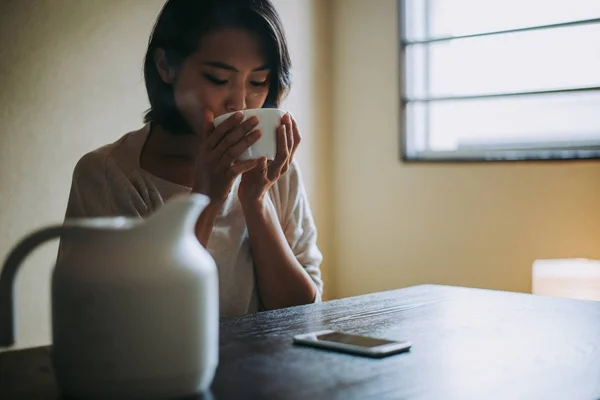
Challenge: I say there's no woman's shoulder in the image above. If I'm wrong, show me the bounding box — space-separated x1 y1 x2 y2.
72 125 148 180
72 145 111 181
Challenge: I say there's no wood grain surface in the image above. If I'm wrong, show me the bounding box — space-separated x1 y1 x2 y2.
2 285 600 399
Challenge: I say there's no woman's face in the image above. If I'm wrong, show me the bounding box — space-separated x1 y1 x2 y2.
161 28 272 129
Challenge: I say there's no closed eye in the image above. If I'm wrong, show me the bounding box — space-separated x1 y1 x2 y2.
203 73 227 86
250 80 268 87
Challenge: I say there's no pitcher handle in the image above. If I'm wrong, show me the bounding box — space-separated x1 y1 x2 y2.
0 225 72 347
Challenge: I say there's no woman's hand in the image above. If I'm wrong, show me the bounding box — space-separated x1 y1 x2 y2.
192 110 263 204
236 113 317 309
238 113 300 206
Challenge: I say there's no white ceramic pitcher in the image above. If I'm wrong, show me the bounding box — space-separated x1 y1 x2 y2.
0 193 219 400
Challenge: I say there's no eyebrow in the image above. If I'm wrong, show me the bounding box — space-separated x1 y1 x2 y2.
202 61 270 72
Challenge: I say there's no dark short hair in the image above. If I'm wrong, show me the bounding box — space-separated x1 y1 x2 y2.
143 0 292 134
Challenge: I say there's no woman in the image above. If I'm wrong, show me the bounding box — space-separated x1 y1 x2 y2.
63 0 323 316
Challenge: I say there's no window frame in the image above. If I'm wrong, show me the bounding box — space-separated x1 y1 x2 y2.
398 0 600 163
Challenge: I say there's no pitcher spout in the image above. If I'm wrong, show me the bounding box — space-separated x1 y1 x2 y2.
144 193 211 238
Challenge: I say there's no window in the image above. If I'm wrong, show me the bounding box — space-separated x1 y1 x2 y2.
400 0 600 161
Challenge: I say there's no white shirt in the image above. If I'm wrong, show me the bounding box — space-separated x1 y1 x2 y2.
62 124 323 317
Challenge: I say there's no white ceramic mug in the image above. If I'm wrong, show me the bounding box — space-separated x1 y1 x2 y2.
213 108 287 161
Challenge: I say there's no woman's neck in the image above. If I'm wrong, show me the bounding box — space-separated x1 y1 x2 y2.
139 123 200 187
145 123 200 160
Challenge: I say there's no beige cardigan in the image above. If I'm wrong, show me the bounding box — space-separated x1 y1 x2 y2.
63 124 323 317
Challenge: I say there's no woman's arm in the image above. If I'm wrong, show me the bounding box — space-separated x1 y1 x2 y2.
242 198 318 310
193 199 222 247
237 115 323 310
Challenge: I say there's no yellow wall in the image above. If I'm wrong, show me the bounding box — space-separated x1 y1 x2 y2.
0 0 331 350
0 0 165 350
330 0 600 298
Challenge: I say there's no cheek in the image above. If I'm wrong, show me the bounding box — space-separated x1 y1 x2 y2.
172 75 217 116
247 88 270 108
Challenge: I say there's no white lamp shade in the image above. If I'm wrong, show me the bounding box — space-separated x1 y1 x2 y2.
532 259 600 301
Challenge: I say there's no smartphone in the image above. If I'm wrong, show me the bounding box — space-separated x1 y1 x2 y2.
292 330 412 358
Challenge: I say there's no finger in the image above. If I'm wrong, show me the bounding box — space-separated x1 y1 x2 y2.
259 157 269 175
208 111 245 150
214 116 260 160
290 117 302 161
218 129 262 170
281 114 294 174
268 125 288 180
202 108 215 138
230 159 260 176
251 157 268 177
283 114 294 154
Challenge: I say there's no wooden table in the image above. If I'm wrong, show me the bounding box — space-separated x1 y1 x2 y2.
2 285 600 399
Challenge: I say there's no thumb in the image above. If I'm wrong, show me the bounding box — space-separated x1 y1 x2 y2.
259 157 268 172
199 108 214 140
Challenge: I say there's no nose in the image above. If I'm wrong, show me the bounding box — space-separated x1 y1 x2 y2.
225 82 247 112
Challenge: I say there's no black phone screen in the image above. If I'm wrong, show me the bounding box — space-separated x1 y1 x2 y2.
314 332 397 348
